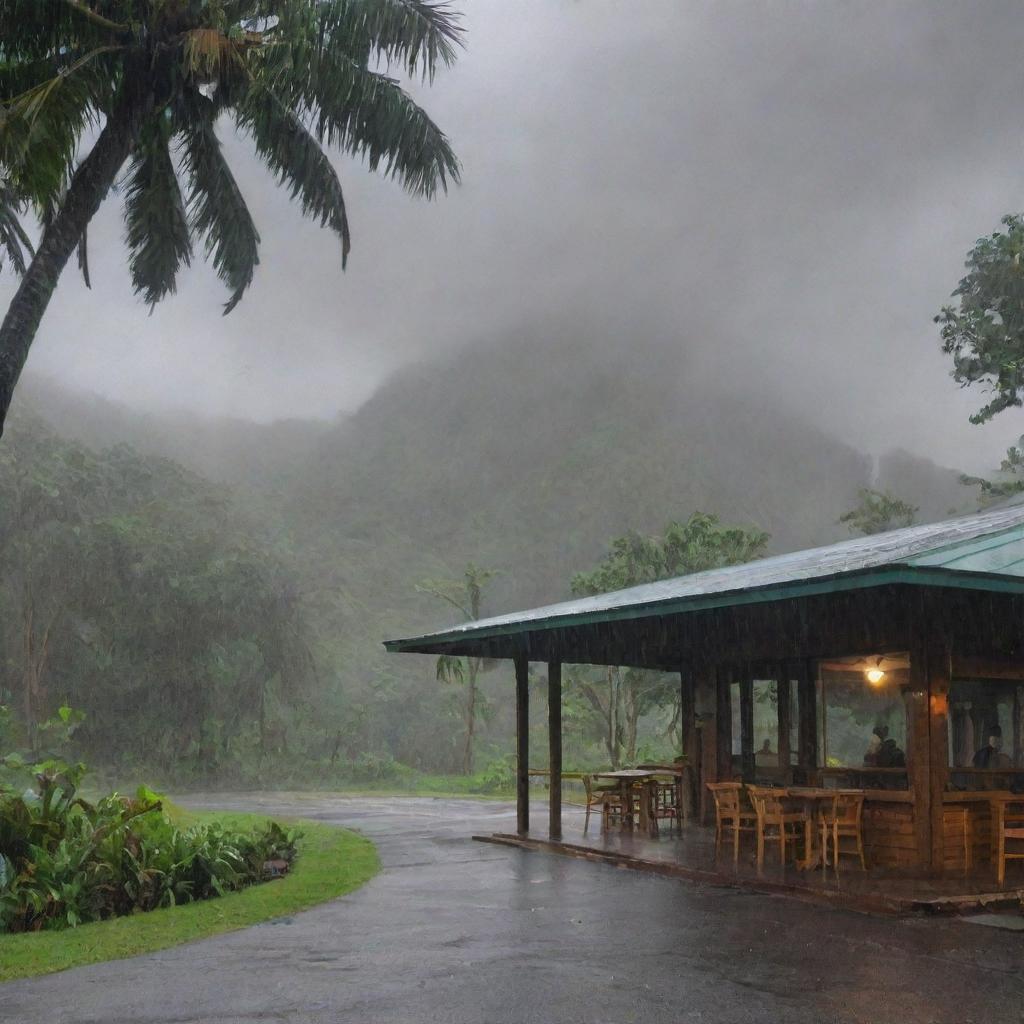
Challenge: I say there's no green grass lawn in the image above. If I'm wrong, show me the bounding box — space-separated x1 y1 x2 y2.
0 808 379 983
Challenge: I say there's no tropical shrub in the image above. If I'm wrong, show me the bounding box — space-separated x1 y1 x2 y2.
475 756 516 793
0 760 299 933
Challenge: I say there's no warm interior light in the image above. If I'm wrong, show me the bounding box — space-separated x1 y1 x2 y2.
866 668 885 685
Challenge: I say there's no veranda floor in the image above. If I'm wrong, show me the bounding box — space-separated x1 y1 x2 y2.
476 806 1024 915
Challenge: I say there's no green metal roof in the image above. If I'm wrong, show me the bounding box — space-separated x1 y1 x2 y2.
384 504 1024 654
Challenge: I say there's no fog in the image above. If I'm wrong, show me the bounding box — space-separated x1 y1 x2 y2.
9 1 1024 472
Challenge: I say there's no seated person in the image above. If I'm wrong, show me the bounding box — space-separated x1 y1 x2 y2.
754 738 778 767
973 725 1012 770
865 724 905 772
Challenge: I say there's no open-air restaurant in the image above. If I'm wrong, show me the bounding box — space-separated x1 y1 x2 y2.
387 503 1024 912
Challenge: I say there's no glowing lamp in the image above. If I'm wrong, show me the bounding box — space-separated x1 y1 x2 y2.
866 668 885 685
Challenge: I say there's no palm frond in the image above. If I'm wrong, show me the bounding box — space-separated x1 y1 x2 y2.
0 1 123 63
176 96 260 314
0 176 33 276
123 119 192 307
237 86 350 266
314 0 463 81
0 46 117 210
268 46 459 197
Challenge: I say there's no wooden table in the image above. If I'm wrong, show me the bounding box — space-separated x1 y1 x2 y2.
786 787 863 870
594 770 658 835
943 790 1020 873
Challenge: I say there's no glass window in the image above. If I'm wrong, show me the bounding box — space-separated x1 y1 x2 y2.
817 654 908 769
752 679 780 767
948 679 1023 770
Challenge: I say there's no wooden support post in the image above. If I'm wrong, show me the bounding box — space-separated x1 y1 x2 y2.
680 668 695 760
797 659 818 781
716 666 733 781
515 653 529 835
739 675 754 781
906 647 932 874
927 645 951 876
680 667 697 820
548 660 562 840
693 666 716 823
776 667 792 773
1014 686 1022 768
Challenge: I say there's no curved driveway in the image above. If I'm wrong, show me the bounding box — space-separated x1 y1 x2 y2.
2 794 1022 1024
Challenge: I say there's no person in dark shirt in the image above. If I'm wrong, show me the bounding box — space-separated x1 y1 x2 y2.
865 725 905 768
973 725 1011 769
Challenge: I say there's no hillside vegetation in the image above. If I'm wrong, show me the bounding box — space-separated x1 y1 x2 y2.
2 337 972 783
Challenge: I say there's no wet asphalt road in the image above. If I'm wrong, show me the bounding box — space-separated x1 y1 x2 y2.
2 793 1023 1024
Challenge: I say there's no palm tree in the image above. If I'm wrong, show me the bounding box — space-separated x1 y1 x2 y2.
0 0 461 436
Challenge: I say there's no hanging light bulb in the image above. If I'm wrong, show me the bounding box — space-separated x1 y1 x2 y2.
865 658 885 685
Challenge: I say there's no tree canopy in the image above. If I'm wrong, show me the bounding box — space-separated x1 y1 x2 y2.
571 512 770 597
569 513 769 766
0 0 462 435
936 214 1024 425
838 488 917 536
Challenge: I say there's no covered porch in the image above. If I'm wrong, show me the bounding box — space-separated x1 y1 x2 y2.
385 504 1024 912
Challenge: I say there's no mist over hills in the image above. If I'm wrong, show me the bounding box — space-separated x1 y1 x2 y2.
9 335 976 770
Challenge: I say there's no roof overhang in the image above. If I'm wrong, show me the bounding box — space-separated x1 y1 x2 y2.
383 564 1024 657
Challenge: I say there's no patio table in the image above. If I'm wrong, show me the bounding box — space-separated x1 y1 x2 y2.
593 770 658 835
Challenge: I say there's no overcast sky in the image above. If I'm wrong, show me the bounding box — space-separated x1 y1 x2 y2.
8 0 1024 472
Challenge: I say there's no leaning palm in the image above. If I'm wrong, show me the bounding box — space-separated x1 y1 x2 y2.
0 0 461 436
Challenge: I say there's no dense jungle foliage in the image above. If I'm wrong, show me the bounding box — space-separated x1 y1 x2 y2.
1 338 974 786
0 711 299 933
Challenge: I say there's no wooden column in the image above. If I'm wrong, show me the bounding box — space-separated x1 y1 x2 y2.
515 653 529 835
927 645 951 875
715 666 733 781
776 667 792 773
906 647 932 873
694 666 717 823
548 659 562 840
797 658 818 780
680 667 697 819
739 675 755 781
680 668 696 760
905 635 951 877
1014 686 1022 768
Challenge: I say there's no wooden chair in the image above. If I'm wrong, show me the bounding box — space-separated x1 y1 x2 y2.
746 785 808 871
706 781 757 864
582 774 623 834
647 776 682 836
819 792 866 871
996 799 1024 885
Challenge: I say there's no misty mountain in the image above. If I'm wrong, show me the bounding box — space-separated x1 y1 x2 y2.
10 336 975 772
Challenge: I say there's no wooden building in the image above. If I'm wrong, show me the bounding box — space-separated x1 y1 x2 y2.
385 504 1024 878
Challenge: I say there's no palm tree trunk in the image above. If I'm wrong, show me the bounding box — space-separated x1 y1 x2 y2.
0 119 133 436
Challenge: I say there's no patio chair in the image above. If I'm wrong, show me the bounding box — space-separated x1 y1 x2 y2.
582 774 623 834
818 792 866 871
706 781 757 864
996 799 1024 885
647 776 682 836
746 785 808 871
